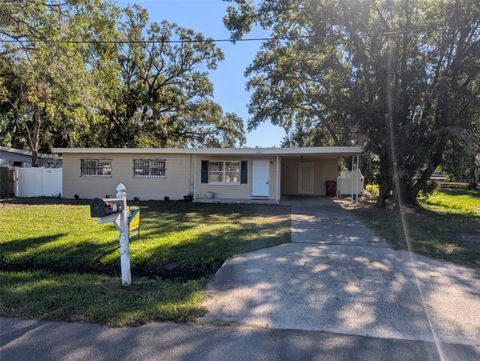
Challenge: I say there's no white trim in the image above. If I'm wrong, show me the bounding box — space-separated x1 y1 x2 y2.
53 146 363 156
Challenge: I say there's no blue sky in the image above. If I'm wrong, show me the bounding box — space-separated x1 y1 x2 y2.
116 0 285 147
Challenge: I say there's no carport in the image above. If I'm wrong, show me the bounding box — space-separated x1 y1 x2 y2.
277 147 362 203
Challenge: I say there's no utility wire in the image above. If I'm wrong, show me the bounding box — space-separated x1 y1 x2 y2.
0 26 474 45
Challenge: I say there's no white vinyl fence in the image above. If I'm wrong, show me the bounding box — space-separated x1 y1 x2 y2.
337 170 364 196
15 167 62 197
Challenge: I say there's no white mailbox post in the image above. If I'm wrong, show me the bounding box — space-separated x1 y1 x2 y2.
95 183 131 286
116 183 131 286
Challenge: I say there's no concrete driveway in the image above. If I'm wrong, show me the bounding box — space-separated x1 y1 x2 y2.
202 198 480 348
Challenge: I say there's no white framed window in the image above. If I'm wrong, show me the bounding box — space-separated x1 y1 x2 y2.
208 161 240 184
81 159 112 176
133 159 166 178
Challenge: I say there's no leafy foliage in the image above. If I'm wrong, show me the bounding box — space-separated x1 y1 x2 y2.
0 0 245 163
224 0 480 205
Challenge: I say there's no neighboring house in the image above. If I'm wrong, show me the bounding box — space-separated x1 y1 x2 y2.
0 146 62 168
52 146 362 202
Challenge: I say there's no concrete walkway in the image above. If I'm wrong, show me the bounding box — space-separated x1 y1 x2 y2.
1 317 478 361
202 198 480 347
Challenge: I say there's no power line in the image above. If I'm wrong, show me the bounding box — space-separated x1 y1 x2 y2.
0 26 474 45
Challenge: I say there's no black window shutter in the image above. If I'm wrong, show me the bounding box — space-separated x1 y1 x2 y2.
241 161 248 184
201 160 209 183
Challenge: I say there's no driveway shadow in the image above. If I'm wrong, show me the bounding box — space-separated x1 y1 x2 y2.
202 198 480 346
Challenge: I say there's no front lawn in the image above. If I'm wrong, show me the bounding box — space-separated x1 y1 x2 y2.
354 188 480 267
0 271 206 326
0 199 290 326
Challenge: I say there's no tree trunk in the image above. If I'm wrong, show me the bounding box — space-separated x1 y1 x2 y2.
395 180 418 207
411 136 448 198
106 111 114 147
375 151 393 208
30 109 42 167
376 182 391 207
468 152 478 189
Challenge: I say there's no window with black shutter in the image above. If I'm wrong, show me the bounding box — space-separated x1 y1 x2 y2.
241 161 248 184
201 160 209 183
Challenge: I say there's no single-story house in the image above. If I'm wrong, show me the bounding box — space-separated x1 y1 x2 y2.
0 146 62 168
52 146 362 202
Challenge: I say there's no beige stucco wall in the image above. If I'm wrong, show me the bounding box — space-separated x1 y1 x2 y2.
62 153 193 200
281 157 339 196
194 156 279 200
62 153 281 200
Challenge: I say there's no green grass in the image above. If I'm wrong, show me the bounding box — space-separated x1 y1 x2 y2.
419 188 480 216
0 271 206 326
0 199 291 278
0 198 291 326
355 188 480 267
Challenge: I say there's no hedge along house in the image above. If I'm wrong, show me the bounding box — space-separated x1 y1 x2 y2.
53 146 363 203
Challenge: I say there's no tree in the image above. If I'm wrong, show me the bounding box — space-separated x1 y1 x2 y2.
0 1 245 165
98 5 245 148
0 0 117 165
442 112 480 187
224 0 480 206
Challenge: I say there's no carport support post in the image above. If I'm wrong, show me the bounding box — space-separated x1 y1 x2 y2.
354 154 359 204
275 155 280 204
116 183 131 286
351 156 354 203
193 155 197 201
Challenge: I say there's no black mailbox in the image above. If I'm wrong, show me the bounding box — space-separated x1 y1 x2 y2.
90 197 125 218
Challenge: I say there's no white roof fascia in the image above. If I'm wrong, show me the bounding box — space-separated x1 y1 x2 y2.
52 146 363 156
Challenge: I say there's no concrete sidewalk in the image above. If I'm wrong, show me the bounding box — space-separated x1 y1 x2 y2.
1 317 479 361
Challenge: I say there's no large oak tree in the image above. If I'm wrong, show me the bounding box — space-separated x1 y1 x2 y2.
0 1 245 166
224 0 480 205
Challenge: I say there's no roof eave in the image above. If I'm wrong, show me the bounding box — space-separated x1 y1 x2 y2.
52 146 363 156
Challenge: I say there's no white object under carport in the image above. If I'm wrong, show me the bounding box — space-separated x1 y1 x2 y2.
337 169 364 199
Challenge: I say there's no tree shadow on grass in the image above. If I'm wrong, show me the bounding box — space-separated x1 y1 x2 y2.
353 205 480 267
1 199 291 280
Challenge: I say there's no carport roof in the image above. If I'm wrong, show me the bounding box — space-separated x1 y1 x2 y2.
52 146 363 156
